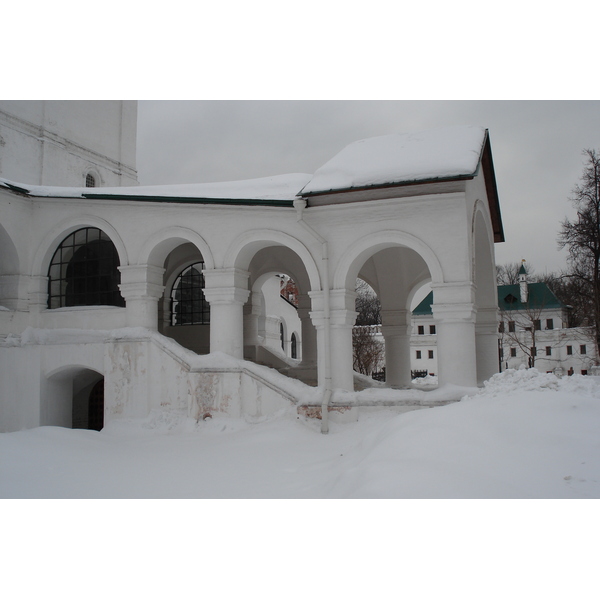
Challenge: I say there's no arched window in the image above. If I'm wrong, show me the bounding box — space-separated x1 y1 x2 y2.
85 173 96 188
280 322 285 351
170 262 210 325
47 227 124 309
291 333 297 359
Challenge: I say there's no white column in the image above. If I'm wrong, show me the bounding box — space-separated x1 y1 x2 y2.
118 265 165 330
381 309 412 388
431 283 477 388
203 268 250 359
328 289 357 391
28 275 48 313
476 306 500 385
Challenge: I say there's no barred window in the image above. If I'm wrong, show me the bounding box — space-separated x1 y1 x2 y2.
170 262 210 325
85 173 96 187
47 227 124 309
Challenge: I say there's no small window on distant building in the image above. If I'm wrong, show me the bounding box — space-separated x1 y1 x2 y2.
499 321 505 333
499 348 504 359
580 345 587 354
567 346 573 355
534 320 541 331
429 325 436 335
416 350 422 359
582 370 588 375
546 319 554 330
428 350 434 359
510 348 517 357
85 173 96 188
546 346 552 356
508 321 515 332
418 326 424 335
531 347 537 356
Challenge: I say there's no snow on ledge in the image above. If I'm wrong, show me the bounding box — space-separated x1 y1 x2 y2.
0 173 313 202
300 125 487 195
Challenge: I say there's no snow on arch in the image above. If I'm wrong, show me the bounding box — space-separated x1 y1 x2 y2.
31 215 129 277
138 226 215 270
223 229 322 292
333 229 444 291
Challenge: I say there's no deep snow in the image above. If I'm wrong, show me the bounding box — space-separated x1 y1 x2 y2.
2 367 599 499
3 367 599 599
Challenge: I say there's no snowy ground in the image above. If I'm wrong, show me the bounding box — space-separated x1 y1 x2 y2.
2 367 599 499
3 367 599 598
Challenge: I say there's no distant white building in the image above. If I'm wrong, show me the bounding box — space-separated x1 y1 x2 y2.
409 263 597 377
0 108 503 433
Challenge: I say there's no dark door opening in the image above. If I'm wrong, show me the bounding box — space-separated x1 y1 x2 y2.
88 379 104 431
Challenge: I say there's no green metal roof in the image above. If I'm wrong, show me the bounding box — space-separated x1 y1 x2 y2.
412 283 563 316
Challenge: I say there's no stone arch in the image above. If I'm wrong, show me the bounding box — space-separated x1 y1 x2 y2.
32 215 128 277
138 226 215 270
223 229 321 293
150 230 214 355
333 230 444 292
43 365 104 430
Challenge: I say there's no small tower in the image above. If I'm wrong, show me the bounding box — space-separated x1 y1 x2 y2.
519 260 528 303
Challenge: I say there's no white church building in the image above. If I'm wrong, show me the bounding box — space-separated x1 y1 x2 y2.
0 101 504 433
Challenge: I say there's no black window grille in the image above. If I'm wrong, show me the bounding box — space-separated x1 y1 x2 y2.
170 262 210 325
85 173 96 187
47 227 124 309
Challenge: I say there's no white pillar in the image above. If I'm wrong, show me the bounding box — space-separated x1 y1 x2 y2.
476 306 500 385
321 289 357 391
119 265 165 330
381 309 412 388
203 268 250 359
431 283 477 388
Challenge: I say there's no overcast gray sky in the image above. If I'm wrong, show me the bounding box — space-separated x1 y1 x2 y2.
136 100 600 276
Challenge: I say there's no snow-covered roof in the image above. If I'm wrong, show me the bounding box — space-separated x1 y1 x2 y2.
0 173 312 205
300 125 488 196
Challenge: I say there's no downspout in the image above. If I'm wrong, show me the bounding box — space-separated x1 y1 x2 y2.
294 198 332 434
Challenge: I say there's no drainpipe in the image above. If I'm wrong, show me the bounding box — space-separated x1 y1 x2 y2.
294 198 332 433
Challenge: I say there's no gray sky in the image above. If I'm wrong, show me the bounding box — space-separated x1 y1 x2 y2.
136 100 600 276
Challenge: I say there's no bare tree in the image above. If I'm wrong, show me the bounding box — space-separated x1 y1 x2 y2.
353 279 384 377
352 326 385 376
558 149 600 363
500 302 547 368
355 279 381 325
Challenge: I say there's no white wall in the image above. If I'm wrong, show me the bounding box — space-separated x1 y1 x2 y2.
0 101 138 187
